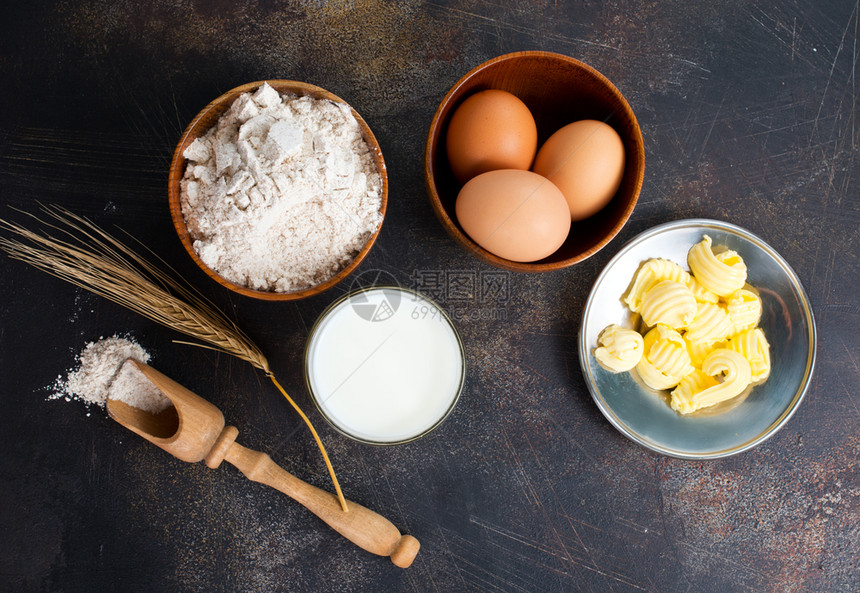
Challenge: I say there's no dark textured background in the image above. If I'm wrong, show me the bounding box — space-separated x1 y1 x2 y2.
1 1 858 592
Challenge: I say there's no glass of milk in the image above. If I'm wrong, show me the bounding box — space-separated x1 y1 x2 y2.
305 286 465 444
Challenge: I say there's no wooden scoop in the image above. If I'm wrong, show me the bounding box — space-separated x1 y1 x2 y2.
106 359 420 568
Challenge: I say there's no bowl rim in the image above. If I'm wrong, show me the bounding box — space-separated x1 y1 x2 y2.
303 285 466 446
167 79 388 301
578 218 818 459
424 50 645 273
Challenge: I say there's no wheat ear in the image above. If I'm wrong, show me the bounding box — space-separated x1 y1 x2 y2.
0 205 348 512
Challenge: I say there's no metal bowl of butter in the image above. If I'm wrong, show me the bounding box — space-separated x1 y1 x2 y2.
578 219 816 459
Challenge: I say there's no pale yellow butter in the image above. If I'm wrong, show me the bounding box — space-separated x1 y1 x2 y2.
593 325 644 372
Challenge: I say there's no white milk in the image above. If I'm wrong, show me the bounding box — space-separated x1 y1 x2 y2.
306 287 464 443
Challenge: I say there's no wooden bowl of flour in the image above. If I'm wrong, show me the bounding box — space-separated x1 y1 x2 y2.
168 80 388 301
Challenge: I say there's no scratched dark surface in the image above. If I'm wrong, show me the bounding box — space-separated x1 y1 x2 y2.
1 1 858 592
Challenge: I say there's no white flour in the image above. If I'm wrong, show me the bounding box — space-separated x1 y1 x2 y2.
108 359 172 414
180 82 384 292
51 336 171 414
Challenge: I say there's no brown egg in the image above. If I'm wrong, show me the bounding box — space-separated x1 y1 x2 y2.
532 120 625 221
445 90 538 183
455 169 571 262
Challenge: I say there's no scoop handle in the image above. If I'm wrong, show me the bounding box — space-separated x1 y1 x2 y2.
206 426 419 568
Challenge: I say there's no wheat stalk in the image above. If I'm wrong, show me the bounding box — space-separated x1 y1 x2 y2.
0 205 347 511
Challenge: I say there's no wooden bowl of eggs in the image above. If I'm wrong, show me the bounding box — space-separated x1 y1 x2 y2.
424 51 644 271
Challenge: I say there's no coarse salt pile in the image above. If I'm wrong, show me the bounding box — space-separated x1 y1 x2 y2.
179 82 384 293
